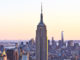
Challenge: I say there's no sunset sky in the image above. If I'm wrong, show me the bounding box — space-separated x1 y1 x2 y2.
0 0 80 40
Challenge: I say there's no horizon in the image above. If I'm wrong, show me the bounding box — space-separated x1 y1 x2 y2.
0 0 80 40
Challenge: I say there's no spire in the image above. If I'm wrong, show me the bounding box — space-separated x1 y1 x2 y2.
41 2 42 14
40 3 44 24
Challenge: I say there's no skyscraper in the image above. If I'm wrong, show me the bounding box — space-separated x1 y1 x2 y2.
2 49 7 60
6 49 19 60
61 31 64 43
58 31 64 48
36 4 48 60
22 53 29 60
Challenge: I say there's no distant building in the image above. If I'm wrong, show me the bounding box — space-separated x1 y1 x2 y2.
6 48 19 60
74 43 79 49
67 40 74 47
29 52 36 60
48 40 50 46
58 40 63 48
3 49 7 60
14 49 19 60
7 49 14 60
20 42 24 49
22 53 29 60
19 48 23 60
51 37 57 49
0 50 3 60
0 49 7 60
61 31 64 44
58 31 65 48
29 39 34 46
48 40 51 50
29 56 36 60
0 45 4 52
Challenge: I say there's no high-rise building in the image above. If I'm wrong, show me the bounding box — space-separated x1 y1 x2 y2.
58 31 65 48
52 37 57 49
36 4 48 60
0 49 7 60
67 40 74 47
22 53 29 60
19 48 23 60
2 49 7 60
0 50 3 60
7 49 14 60
61 31 64 43
6 49 19 60
14 49 19 60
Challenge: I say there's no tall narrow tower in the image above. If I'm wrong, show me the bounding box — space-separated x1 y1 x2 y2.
36 4 48 60
61 31 64 43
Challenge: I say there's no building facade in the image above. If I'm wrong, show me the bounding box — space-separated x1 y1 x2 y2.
36 5 48 60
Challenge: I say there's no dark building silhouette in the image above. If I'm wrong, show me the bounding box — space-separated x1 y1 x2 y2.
36 4 48 60
6 49 19 60
19 48 23 60
29 39 34 45
7 49 14 60
61 31 64 43
48 40 50 46
67 40 74 47
58 40 63 48
51 37 57 49
58 31 65 48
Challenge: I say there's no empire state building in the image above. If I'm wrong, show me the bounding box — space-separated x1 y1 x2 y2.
36 5 48 60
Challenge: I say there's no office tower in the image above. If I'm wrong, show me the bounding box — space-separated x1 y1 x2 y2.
6 49 19 60
20 42 24 49
0 50 2 60
19 48 23 60
58 40 63 48
52 37 57 49
48 40 50 46
67 40 74 47
22 53 29 60
58 31 65 48
2 49 7 60
29 39 34 45
14 48 19 60
52 37 56 46
15 43 18 48
7 49 14 60
36 4 48 60
0 45 4 52
61 31 64 43
74 43 79 49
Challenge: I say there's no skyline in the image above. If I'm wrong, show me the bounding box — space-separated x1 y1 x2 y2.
0 0 80 40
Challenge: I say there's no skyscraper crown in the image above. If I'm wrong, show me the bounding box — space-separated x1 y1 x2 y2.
38 3 45 26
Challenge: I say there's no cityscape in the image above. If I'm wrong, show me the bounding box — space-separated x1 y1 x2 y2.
0 0 80 60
